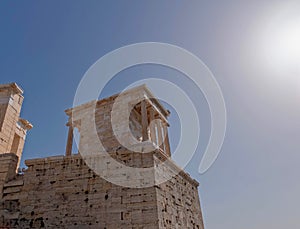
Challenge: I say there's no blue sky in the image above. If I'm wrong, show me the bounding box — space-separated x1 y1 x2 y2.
1 1 300 228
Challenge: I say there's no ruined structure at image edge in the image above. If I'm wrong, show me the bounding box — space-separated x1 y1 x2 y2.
0 83 204 229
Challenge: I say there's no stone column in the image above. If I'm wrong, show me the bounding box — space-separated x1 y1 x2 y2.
141 100 148 141
162 123 171 156
156 119 163 150
65 125 73 156
149 108 156 144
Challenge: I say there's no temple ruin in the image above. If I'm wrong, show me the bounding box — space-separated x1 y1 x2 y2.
0 83 204 228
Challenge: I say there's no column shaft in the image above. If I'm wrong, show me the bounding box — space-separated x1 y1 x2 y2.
141 101 148 141
65 126 73 156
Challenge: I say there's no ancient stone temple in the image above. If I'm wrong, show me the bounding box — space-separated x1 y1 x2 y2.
0 83 204 228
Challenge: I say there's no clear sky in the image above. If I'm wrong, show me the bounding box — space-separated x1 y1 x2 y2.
1 1 299 228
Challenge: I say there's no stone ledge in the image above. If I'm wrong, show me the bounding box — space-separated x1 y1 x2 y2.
3 179 24 188
24 151 199 187
25 154 82 166
0 153 18 159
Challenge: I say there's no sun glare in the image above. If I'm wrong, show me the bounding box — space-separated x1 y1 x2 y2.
260 2 300 77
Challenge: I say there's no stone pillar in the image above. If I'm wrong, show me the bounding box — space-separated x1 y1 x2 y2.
0 83 32 170
65 125 73 156
162 123 171 156
141 100 148 141
149 108 156 144
0 83 24 154
156 120 163 150
13 119 32 169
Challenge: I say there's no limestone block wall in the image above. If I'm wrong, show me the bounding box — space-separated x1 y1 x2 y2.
95 97 132 152
1 154 160 229
0 153 18 196
153 155 204 229
0 151 203 229
93 94 147 153
156 172 204 228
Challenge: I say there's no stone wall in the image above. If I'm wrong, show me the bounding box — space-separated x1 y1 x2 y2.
0 152 203 229
156 167 204 228
0 153 18 196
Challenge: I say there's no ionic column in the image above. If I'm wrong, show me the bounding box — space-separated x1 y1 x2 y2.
149 108 156 144
141 100 148 141
156 119 163 150
65 125 73 156
162 123 171 156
